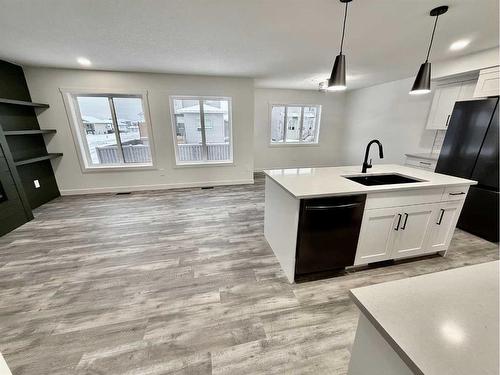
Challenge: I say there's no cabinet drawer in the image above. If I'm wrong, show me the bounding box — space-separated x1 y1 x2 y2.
365 188 443 210
405 157 436 171
442 185 469 201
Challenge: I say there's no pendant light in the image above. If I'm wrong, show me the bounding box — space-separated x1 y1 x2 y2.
325 0 352 91
410 5 448 95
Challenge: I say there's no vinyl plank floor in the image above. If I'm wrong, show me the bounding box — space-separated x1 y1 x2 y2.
0 174 498 374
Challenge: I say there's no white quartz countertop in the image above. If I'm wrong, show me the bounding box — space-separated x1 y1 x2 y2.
263 164 476 198
350 261 500 375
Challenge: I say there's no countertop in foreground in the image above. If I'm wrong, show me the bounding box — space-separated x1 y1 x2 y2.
263 164 476 198
350 261 500 375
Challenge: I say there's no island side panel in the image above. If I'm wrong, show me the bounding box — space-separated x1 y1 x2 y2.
264 176 300 283
348 314 415 375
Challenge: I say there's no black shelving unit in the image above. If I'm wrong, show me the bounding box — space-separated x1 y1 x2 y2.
14 153 63 166
4 129 57 136
0 60 62 234
0 97 50 108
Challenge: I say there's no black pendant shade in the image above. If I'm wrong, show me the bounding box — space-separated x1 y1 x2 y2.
323 0 351 91
328 54 346 90
410 62 432 94
410 5 448 95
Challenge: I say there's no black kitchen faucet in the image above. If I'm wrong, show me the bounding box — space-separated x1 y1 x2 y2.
362 139 384 173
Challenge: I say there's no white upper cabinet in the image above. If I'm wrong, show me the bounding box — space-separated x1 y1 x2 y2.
426 80 477 130
426 83 461 130
473 66 500 98
457 80 477 100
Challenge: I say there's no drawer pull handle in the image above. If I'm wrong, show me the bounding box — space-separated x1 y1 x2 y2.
449 192 465 196
437 209 445 225
401 213 409 230
419 161 431 165
394 214 402 231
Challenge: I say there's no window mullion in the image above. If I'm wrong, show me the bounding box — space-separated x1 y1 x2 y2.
199 99 208 161
109 97 125 164
315 105 320 142
283 106 288 143
298 106 305 144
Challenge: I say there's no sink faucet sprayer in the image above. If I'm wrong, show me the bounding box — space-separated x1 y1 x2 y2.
362 139 384 173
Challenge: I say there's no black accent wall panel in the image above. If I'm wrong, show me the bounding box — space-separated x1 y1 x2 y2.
0 60 32 101
0 144 30 236
18 161 60 209
7 134 49 162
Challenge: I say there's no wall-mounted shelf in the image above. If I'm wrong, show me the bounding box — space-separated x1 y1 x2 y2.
4 129 57 136
0 97 49 108
14 153 63 166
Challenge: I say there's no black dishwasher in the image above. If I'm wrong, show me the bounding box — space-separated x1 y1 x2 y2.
295 194 366 275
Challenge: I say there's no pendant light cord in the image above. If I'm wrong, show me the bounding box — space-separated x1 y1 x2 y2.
339 2 349 54
425 14 440 62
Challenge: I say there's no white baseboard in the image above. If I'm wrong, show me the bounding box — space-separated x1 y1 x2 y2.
60 178 254 196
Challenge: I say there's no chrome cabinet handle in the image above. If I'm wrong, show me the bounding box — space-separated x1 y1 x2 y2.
394 214 402 231
446 114 451 126
449 192 465 196
401 213 409 230
419 161 431 165
437 209 445 225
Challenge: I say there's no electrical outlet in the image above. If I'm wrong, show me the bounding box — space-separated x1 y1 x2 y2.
34 180 40 189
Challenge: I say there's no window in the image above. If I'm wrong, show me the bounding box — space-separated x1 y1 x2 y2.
63 90 154 170
270 104 321 145
170 96 233 165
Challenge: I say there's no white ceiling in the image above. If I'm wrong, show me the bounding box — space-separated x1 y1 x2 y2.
0 0 498 90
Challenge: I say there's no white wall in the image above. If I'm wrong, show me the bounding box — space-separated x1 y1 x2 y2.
340 48 500 166
433 47 499 79
341 77 435 165
254 88 346 171
24 67 254 195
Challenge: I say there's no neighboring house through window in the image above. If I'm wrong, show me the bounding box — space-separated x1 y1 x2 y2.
170 96 233 165
62 90 154 170
270 104 321 144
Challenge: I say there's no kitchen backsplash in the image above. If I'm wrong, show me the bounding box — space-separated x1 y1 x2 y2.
431 130 446 154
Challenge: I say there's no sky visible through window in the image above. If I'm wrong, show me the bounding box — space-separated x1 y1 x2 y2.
77 96 144 122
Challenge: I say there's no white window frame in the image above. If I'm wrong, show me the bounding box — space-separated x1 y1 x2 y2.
169 95 234 166
61 88 156 172
268 103 322 146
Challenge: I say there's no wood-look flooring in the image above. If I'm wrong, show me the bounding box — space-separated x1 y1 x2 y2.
0 174 498 374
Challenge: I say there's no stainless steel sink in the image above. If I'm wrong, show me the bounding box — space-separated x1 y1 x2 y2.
344 173 425 186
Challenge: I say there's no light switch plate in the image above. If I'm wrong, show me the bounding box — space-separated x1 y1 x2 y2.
34 180 40 188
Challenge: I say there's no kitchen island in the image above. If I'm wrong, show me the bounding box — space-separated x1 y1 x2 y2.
264 164 476 282
348 261 499 375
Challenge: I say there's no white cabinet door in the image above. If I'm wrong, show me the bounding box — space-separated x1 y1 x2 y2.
391 204 434 259
426 83 461 130
426 202 462 253
457 80 477 101
354 207 399 265
474 67 500 98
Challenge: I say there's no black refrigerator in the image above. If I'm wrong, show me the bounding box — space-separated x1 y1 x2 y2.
435 97 499 242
